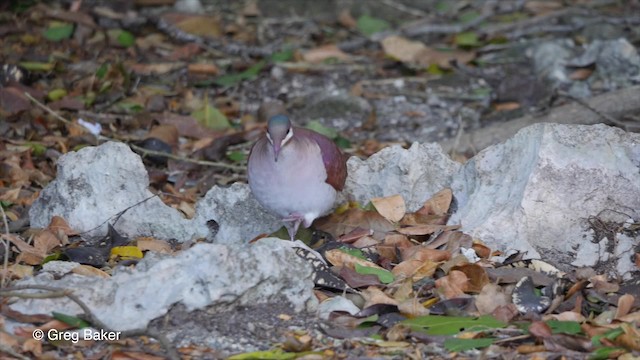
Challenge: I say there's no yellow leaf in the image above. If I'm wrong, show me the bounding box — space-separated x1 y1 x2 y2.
110 246 143 260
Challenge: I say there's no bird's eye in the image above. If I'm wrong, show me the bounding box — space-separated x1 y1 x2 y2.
282 128 294 145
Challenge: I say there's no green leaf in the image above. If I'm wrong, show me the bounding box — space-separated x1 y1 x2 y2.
546 320 582 335
403 315 506 335
42 252 63 264
0 200 13 209
228 349 298 360
355 263 394 284
459 10 482 24
335 135 351 149
52 312 90 328
435 1 452 13
454 32 480 47
192 104 231 130
592 327 624 347
26 142 47 157
305 120 338 139
43 22 74 41
214 61 266 87
18 62 55 72
117 30 135 47
270 49 294 63
47 88 67 101
95 63 109 79
114 101 143 113
356 15 390 37
227 151 246 162
589 347 626 360
339 246 366 259
444 337 495 351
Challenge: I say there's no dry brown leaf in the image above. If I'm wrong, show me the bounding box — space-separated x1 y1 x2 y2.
392 259 439 281
492 303 519 323
416 47 475 69
187 63 219 75
242 0 260 17
371 195 406 223
451 263 490 293
529 321 553 339
146 124 179 149
397 224 458 236
475 283 510 315
325 249 383 270
524 0 563 14
136 238 173 254
21 338 42 357
338 8 357 29
435 270 468 299
47 216 77 236
3 234 45 265
401 247 450 262
494 102 521 111
397 298 429 317
351 235 380 249
72 264 111 278
392 279 414 301
569 68 594 81
171 14 222 38
471 242 492 258
418 188 452 217
1 264 34 279
302 45 351 64
544 311 586 322
315 207 395 240
616 294 635 319
381 35 428 64
377 234 412 261
128 62 185 76
33 229 62 254
361 286 399 308
591 275 620 293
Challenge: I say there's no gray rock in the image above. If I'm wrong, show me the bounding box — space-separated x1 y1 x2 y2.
29 142 197 242
449 123 640 275
9 239 316 331
194 183 280 245
302 92 372 130
344 142 461 211
570 38 640 89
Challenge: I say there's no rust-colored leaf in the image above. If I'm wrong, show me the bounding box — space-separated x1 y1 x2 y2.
302 44 351 63
435 270 468 299
450 263 490 293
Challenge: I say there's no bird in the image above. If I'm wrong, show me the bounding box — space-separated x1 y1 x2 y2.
248 114 348 246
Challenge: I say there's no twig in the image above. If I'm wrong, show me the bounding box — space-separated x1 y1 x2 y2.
0 343 30 360
557 91 639 131
0 285 180 360
379 0 427 17
0 205 10 288
25 92 245 170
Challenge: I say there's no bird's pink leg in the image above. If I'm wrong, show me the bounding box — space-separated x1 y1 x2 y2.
282 214 303 241
282 213 326 265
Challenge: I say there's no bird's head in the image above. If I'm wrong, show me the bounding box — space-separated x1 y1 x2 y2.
266 114 293 162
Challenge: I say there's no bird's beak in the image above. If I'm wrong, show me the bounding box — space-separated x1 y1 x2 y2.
273 143 281 162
